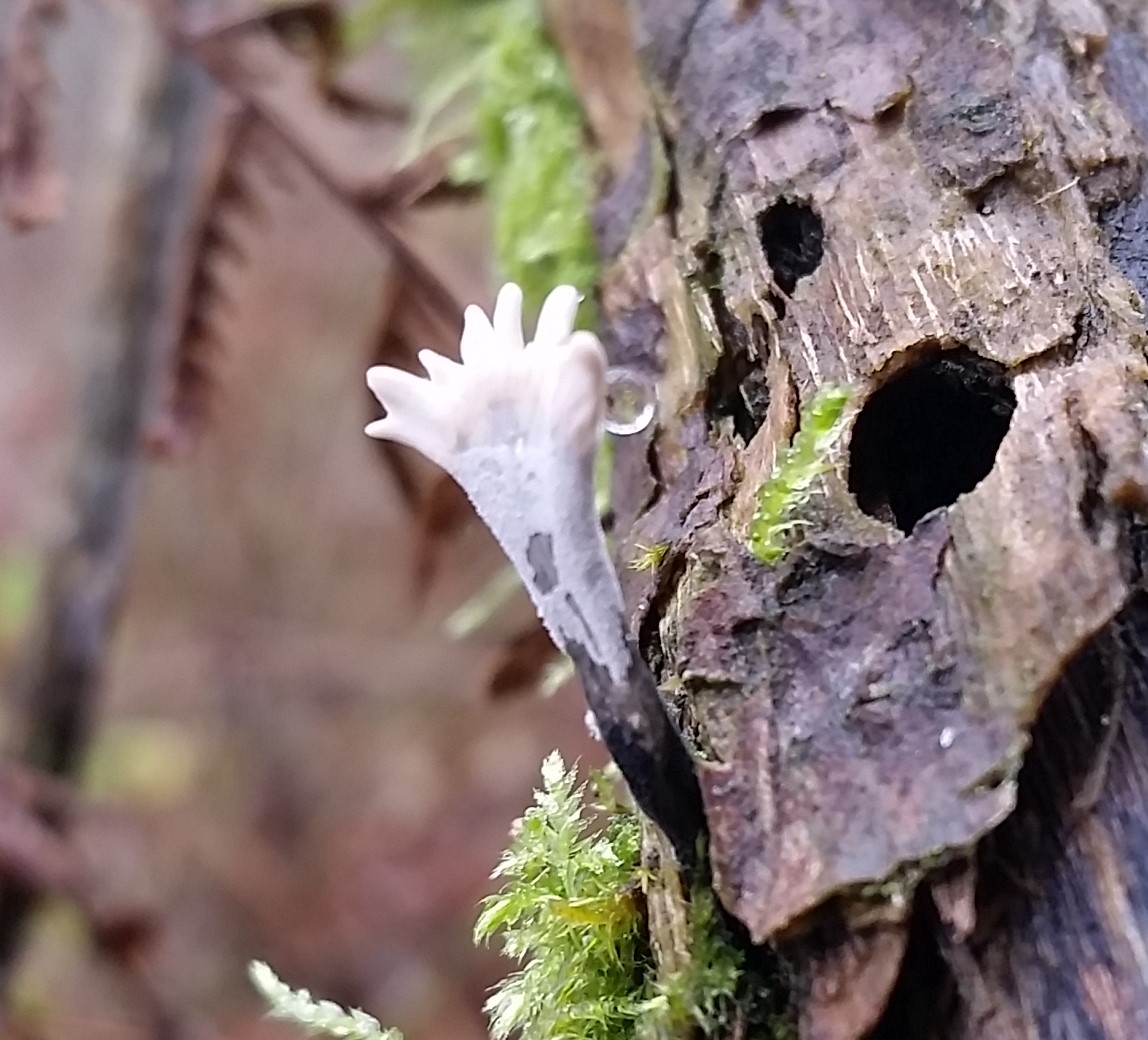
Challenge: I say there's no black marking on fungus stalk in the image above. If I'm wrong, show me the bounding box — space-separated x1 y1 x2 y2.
527 532 559 593
566 636 706 870
562 592 605 660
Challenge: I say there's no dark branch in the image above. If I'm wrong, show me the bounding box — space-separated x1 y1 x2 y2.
0 52 213 997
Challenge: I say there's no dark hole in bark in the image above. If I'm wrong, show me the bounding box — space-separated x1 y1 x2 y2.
701 251 770 441
863 889 955 1040
705 345 771 443
848 347 1016 533
701 250 746 352
757 199 825 298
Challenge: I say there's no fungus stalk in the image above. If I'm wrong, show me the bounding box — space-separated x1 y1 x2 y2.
365 283 704 866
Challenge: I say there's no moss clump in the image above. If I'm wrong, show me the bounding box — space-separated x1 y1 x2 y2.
644 882 743 1036
749 385 851 564
475 753 651 1040
476 754 747 1040
468 1 598 317
253 754 759 1040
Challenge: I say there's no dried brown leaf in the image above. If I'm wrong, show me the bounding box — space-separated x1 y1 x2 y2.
183 19 406 202
142 92 250 459
0 0 66 230
408 473 473 598
362 138 472 211
542 0 644 173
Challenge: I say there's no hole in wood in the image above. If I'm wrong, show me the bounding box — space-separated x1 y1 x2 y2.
702 251 770 441
757 198 825 298
848 347 1016 533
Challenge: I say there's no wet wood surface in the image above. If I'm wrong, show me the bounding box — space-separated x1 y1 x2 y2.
567 0 1148 1035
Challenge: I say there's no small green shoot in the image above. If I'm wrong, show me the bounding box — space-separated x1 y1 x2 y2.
595 436 614 518
628 542 669 573
538 654 575 697
0 551 40 646
749 386 851 564
249 961 401 1040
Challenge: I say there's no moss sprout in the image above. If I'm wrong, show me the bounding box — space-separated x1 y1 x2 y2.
253 754 755 1040
628 542 670 573
249 961 401 1040
475 752 650 1040
749 385 852 564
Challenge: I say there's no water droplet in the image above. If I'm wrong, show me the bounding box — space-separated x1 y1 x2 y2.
604 368 656 435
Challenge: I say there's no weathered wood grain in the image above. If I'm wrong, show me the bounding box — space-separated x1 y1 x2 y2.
571 0 1148 1035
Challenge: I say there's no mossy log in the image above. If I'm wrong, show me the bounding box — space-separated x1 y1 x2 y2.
560 0 1148 1037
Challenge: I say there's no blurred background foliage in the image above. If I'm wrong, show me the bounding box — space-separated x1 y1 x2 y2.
0 0 616 1037
345 0 599 317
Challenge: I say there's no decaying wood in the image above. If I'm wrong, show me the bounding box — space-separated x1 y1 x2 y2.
567 0 1148 1036
930 592 1148 1040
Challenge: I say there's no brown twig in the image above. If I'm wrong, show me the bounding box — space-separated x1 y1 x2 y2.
0 52 218 1007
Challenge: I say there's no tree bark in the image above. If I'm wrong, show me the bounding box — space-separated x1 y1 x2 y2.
569 1 1148 1037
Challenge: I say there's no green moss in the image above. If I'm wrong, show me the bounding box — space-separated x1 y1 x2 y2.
475 752 649 1040
252 754 763 1040
748 386 852 564
644 883 743 1037
344 0 599 319
471 2 599 317
341 0 485 54
477 754 747 1040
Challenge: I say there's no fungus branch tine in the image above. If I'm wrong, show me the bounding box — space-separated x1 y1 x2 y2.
365 283 705 866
